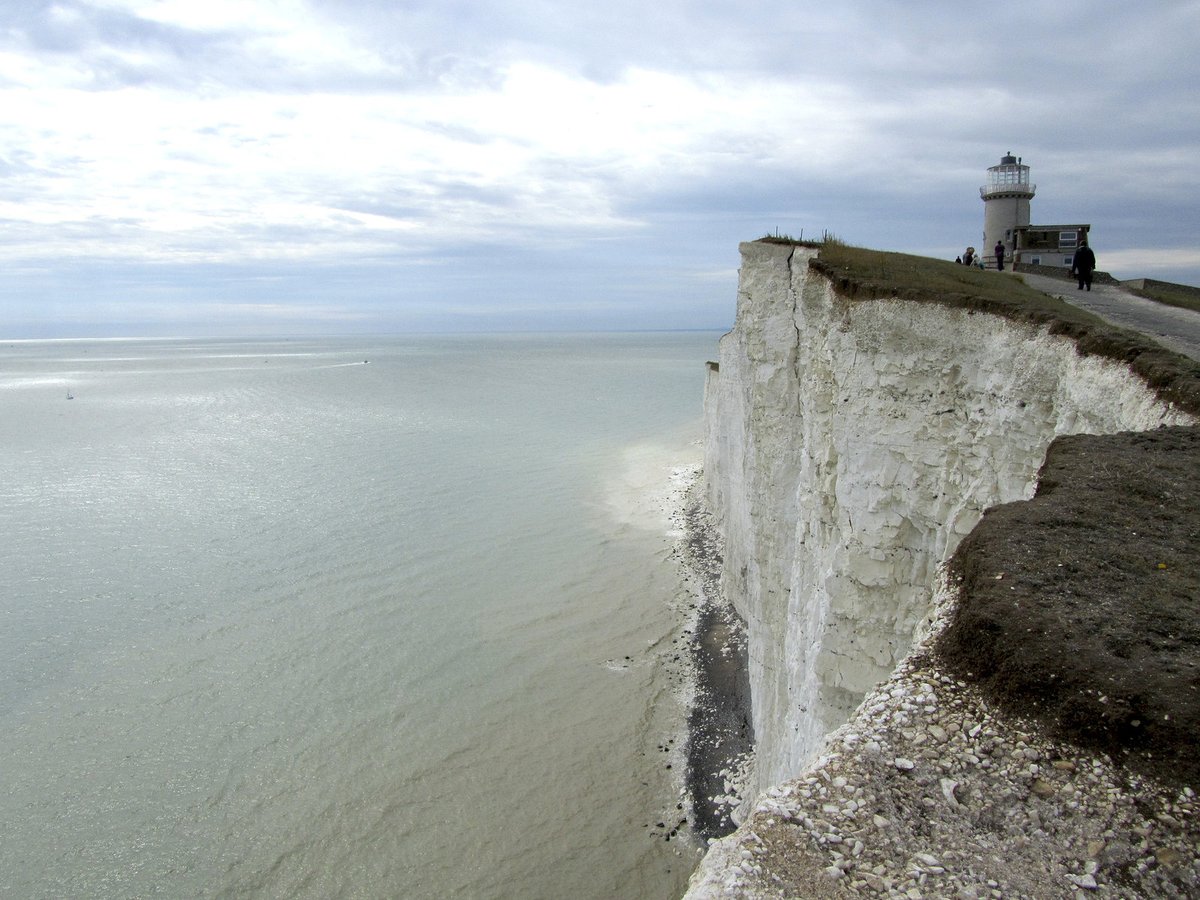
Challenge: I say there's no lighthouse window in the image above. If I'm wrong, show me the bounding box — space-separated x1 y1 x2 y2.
1059 231 1078 248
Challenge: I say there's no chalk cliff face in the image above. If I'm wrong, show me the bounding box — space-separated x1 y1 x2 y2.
702 241 1193 804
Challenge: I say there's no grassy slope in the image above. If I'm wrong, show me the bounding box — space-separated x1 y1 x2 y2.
758 239 1200 415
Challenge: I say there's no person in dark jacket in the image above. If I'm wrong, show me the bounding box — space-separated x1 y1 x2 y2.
994 240 1005 271
1071 240 1097 291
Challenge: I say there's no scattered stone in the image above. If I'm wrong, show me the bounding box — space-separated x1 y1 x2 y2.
1031 778 1057 798
679 651 1200 899
940 777 961 808
1155 846 1181 867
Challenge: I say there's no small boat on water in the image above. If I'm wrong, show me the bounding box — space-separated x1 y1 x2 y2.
66 389 74 400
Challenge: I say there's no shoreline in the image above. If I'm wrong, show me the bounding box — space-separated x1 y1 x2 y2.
674 485 755 843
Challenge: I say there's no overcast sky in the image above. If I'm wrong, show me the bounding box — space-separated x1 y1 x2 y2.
2 0 1198 337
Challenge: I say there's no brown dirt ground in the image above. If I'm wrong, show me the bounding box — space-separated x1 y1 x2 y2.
937 426 1200 789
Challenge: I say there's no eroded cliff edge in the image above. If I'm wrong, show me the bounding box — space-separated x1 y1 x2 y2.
685 241 1200 898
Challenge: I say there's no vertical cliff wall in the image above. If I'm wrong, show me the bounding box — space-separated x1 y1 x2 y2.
702 240 1194 804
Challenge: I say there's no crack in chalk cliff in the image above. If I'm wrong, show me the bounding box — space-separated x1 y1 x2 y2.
786 248 803 374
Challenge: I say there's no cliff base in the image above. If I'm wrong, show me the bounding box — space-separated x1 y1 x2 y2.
681 498 755 839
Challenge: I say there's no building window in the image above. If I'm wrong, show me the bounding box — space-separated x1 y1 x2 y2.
1032 257 1041 265
1064 257 1073 265
1059 231 1078 248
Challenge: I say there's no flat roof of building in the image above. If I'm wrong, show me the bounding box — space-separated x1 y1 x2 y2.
1017 224 1091 231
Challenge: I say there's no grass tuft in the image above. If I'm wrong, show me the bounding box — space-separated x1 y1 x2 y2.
757 229 843 247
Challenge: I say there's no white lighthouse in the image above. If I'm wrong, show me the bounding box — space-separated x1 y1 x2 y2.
980 152 1035 266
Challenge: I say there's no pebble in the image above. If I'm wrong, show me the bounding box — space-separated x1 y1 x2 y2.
940 778 961 807
1155 846 1181 867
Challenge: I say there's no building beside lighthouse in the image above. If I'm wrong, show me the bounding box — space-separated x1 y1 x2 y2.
980 152 1090 271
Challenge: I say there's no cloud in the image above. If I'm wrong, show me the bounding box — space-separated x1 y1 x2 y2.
1098 248 1200 278
1 0 1199 336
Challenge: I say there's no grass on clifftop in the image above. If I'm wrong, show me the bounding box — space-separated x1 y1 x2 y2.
753 239 1200 414
811 242 1108 329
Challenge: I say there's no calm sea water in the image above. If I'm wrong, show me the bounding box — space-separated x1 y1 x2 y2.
0 332 718 899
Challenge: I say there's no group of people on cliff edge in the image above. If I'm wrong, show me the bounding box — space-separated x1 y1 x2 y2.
954 244 1006 269
956 239 1097 291
955 243 1006 269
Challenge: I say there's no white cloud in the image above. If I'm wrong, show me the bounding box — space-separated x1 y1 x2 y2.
2 0 1199 335
0 55 887 264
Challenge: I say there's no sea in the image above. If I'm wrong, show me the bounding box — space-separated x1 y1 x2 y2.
0 331 722 900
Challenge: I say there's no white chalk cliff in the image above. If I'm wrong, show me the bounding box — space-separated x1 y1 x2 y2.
698 241 1193 828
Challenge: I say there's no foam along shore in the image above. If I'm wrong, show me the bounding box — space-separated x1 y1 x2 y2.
595 429 745 857
600 430 703 535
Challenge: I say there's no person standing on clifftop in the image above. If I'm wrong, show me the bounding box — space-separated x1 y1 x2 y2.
963 247 975 267
1071 239 1097 291
994 240 1005 271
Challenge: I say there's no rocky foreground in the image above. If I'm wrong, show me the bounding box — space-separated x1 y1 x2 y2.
686 647 1198 898
684 427 1200 899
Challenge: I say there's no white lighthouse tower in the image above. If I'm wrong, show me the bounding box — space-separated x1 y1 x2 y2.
981 152 1035 267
